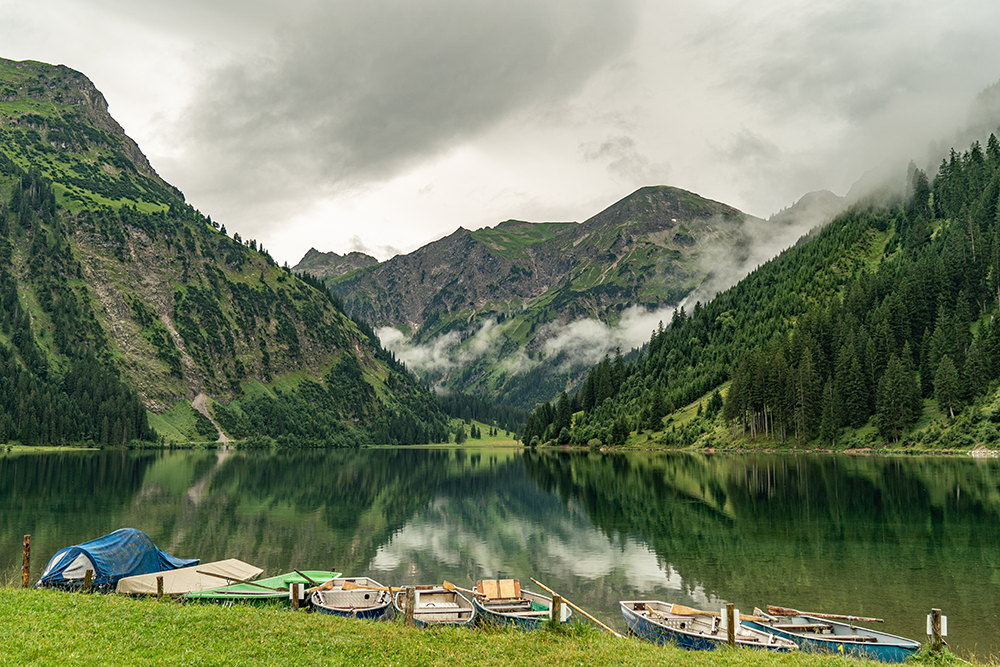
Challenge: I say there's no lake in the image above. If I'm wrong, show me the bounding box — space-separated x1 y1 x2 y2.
2 447 997 659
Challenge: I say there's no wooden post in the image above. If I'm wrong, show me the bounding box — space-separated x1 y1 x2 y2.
552 594 562 624
21 535 30 588
83 569 93 593
404 586 415 627
292 583 300 611
930 608 943 653
727 604 736 647
156 576 164 599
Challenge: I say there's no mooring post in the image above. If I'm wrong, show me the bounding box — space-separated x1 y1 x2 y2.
727 603 736 647
552 594 562 624
930 608 943 653
292 583 300 611
83 569 93 593
404 586 415 627
21 535 30 588
156 575 164 599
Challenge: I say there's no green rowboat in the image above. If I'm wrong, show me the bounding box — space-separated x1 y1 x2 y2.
183 570 340 604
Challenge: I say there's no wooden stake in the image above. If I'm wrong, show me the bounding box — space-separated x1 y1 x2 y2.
83 569 93 593
551 594 562 624
292 583 300 611
930 608 943 654
727 604 735 647
404 587 415 627
156 576 164 599
21 535 30 588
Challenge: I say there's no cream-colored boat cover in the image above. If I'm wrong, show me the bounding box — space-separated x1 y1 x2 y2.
115 558 263 595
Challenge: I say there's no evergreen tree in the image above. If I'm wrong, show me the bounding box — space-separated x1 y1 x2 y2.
934 354 961 418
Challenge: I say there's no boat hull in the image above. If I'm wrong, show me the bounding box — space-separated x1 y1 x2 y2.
743 614 920 663
620 601 796 652
311 577 392 620
473 589 572 630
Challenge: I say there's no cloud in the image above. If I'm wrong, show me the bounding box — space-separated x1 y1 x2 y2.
539 305 674 372
581 135 672 185
378 318 504 375
164 0 639 236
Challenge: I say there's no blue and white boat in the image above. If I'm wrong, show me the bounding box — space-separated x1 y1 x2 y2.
742 606 920 663
310 577 393 620
620 600 797 651
472 579 572 630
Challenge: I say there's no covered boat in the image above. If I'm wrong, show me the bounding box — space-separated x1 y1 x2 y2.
310 577 393 620
183 570 340 604
473 579 572 630
393 586 476 628
36 528 198 592
115 558 263 596
742 606 920 663
620 600 797 652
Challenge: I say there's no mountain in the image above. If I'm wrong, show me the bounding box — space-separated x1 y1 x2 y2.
0 57 449 447
293 247 377 279
307 185 844 409
522 133 1000 450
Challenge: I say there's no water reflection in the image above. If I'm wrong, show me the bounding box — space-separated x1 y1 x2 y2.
2 447 998 659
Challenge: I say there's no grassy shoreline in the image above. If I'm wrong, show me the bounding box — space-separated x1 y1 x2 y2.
0 589 975 667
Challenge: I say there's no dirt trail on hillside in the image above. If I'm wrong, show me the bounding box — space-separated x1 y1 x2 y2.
192 393 233 443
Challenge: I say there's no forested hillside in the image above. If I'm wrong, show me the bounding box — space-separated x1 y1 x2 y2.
523 136 1000 450
0 57 449 447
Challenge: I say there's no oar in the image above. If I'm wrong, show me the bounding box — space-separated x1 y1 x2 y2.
294 570 319 587
671 603 770 622
342 581 438 593
443 581 482 597
306 579 335 594
767 605 884 623
197 570 283 592
529 578 622 638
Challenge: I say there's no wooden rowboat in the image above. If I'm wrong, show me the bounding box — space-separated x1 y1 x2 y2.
620 600 797 652
472 579 572 630
310 577 393 620
393 586 476 628
742 606 920 663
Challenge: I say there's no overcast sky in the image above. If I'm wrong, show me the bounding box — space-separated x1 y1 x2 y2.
3 0 1000 264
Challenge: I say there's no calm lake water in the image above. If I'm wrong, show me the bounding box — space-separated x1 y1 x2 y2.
2 447 998 659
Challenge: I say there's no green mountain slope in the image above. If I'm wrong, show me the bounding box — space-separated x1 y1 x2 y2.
523 135 1000 450
0 57 448 447
308 186 774 408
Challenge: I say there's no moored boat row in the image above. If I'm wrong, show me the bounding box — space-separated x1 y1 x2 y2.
34 529 922 660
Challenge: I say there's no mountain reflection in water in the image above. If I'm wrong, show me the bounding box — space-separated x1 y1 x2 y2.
2 448 997 660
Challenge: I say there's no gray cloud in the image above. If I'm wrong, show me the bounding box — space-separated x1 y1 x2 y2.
581 135 672 185
166 0 639 231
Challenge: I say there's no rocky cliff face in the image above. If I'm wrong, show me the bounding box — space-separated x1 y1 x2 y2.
292 247 378 279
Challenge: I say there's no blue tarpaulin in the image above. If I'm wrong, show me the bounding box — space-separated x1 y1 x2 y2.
37 528 198 591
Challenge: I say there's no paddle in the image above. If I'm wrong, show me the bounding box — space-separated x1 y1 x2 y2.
196 571 283 592
306 580 335 594
767 605 884 623
443 581 482 597
529 578 622 638
294 570 319 587
670 603 770 622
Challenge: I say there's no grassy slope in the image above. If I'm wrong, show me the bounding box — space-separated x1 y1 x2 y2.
0 589 968 667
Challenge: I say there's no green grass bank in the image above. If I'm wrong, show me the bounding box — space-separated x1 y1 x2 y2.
0 589 977 667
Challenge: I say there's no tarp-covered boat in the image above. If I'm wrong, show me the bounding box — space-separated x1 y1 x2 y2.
36 528 198 591
115 558 263 596
311 577 393 620
473 579 572 630
183 570 340 604
743 606 921 662
620 601 798 651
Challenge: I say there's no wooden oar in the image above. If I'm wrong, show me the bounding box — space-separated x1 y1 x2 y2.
529 578 622 638
671 603 770 622
342 581 438 593
196 570 283 592
306 579 335 594
443 581 482 597
767 605 884 623
294 570 319 587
